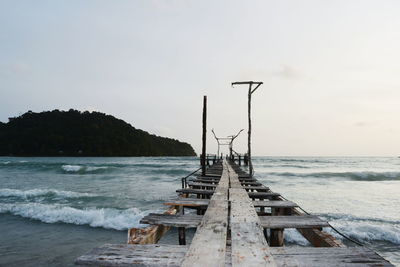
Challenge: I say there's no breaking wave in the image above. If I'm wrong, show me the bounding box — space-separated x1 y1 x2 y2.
0 203 153 230
327 221 400 245
0 188 95 199
61 165 109 173
265 171 400 181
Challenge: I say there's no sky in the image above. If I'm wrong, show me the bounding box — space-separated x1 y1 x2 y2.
1 0 399 156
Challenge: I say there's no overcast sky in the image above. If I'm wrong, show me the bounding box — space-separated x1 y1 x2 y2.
1 0 399 156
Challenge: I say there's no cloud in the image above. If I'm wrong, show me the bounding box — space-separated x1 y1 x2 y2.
10 62 30 74
353 121 378 127
273 65 302 80
0 62 31 76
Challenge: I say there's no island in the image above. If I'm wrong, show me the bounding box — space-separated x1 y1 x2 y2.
0 109 196 157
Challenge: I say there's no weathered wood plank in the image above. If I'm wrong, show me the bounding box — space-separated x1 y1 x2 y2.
164 199 297 209
176 188 215 195
271 247 394 267
75 244 394 267
188 182 217 188
227 164 276 266
248 192 281 199
75 244 187 267
164 198 210 207
243 185 269 191
260 215 329 229
181 160 230 267
253 200 297 208
140 213 202 228
230 187 277 266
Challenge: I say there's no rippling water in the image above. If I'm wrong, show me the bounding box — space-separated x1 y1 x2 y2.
0 156 399 266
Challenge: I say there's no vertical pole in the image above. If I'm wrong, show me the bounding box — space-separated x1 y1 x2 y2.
229 142 233 160
201 96 207 176
248 85 253 177
178 227 186 245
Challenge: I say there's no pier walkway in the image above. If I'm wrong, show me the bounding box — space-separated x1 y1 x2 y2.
76 160 393 266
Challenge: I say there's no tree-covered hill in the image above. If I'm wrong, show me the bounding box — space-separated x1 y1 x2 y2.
0 109 196 157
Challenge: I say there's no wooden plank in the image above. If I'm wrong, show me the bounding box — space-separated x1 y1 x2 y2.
164 199 297 209
176 188 215 195
243 185 269 191
230 187 277 266
76 244 394 267
164 198 210 207
140 213 202 228
253 200 298 208
270 247 394 267
248 192 280 199
188 182 217 188
260 215 329 229
75 244 186 267
181 160 230 267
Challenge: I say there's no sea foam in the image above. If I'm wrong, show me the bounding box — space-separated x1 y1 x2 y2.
0 188 95 199
266 171 400 181
0 203 153 230
61 165 109 173
327 221 400 245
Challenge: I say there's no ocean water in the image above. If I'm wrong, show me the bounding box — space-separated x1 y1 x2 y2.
0 156 399 266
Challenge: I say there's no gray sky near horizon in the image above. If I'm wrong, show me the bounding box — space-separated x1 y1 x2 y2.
1 0 399 156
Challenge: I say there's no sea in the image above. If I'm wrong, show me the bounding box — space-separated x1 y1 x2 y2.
0 156 399 266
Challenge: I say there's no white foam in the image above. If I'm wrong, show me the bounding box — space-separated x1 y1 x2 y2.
0 188 95 198
284 229 311 245
62 165 83 172
0 203 153 230
328 221 400 245
61 165 109 172
86 166 108 171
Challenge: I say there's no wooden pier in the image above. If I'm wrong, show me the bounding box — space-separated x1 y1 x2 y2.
76 160 393 266
76 93 393 266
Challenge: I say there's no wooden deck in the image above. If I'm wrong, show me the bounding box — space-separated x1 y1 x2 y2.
76 160 393 266
76 244 394 267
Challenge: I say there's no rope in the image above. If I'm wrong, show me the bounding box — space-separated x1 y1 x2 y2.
249 173 366 247
278 194 365 246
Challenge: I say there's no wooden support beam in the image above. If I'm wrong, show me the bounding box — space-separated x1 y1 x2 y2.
201 95 207 176
127 205 178 244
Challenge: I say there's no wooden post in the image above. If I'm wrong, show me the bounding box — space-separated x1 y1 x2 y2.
231 81 262 176
178 227 186 245
201 96 207 176
269 206 291 246
248 85 253 177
